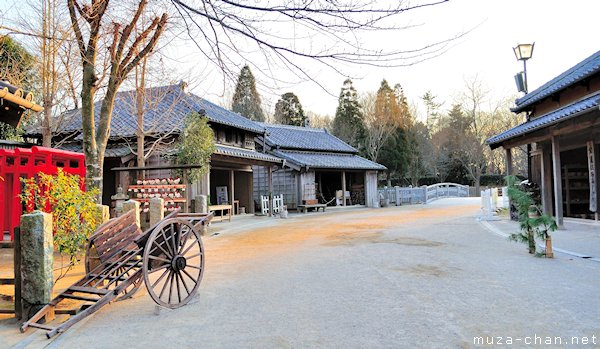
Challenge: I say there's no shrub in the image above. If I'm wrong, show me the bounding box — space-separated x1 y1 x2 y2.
20 169 101 265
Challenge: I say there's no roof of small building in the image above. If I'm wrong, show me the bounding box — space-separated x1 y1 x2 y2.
513 49 600 113
53 83 265 138
214 144 282 163
260 123 357 153
272 150 386 170
487 91 600 148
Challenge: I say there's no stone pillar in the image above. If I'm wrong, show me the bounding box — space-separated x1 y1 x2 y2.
122 200 141 229
194 195 208 213
394 186 401 206
20 211 54 321
96 204 110 223
149 197 164 227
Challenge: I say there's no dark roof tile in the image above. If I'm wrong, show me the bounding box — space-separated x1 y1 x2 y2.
260 123 357 153
273 150 386 170
488 92 600 148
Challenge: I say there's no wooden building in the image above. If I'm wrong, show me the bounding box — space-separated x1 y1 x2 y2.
488 50 600 224
254 123 386 209
26 82 282 214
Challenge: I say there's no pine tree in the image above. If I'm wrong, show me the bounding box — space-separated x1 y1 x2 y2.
231 65 265 121
332 79 366 149
273 92 306 126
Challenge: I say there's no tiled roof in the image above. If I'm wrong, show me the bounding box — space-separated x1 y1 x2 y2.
214 144 281 163
514 49 600 113
260 123 357 153
487 91 600 148
57 84 265 137
58 142 133 158
272 150 386 170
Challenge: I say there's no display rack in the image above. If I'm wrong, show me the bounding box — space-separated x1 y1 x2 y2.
562 165 590 218
128 178 186 213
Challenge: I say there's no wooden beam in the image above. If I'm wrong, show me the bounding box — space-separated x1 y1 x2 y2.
551 136 564 227
587 141 598 216
505 148 513 176
342 171 347 207
267 166 273 217
229 169 235 214
540 144 554 216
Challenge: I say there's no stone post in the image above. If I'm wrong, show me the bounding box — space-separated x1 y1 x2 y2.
194 195 208 213
122 200 141 229
96 204 110 223
149 197 164 228
20 211 54 321
394 186 401 206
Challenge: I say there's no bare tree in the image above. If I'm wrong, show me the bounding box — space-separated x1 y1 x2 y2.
67 0 167 200
170 1 459 91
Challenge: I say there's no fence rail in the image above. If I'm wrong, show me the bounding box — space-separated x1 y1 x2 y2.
378 183 470 206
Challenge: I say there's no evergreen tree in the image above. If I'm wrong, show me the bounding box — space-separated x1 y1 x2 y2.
0 35 36 90
421 90 443 132
274 92 306 126
332 79 366 149
231 65 265 121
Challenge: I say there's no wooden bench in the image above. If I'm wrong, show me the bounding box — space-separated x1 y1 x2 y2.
297 204 327 213
209 204 233 222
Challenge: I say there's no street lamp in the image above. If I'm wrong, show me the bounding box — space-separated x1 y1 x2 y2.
513 43 535 93
513 43 535 181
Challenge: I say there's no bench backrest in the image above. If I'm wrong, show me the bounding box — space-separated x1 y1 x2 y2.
88 209 142 264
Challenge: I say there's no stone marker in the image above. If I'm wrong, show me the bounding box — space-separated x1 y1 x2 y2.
20 211 54 321
96 204 110 223
194 195 208 213
122 200 141 229
149 197 164 228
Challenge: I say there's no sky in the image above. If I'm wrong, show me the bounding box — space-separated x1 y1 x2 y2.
164 0 600 121
2 0 599 122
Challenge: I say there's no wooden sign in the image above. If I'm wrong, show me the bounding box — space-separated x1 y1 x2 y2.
588 141 597 212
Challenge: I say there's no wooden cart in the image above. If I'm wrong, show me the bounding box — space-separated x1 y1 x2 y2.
20 209 213 338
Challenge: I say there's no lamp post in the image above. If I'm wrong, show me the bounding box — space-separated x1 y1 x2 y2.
513 43 535 181
513 43 535 93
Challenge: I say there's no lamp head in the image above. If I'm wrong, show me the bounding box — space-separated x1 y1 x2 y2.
513 43 535 61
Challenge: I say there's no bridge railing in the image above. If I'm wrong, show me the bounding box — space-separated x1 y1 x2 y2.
377 183 470 206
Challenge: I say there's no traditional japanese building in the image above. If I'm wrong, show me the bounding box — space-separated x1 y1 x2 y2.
254 123 386 209
488 49 600 224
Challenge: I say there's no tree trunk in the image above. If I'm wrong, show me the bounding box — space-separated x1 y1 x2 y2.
80 61 101 202
42 105 52 147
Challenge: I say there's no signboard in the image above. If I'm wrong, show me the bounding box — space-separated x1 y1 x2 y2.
588 141 597 212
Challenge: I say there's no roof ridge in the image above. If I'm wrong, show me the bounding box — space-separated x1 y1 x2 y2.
263 123 326 132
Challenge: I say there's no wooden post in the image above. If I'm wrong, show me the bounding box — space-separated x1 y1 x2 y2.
342 171 347 207
267 166 273 217
551 136 564 227
541 145 554 216
587 141 598 218
229 169 235 214
505 147 513 176
14 227 21 319
183 171 189 213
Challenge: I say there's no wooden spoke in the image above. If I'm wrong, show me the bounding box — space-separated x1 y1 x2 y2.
178 270 191 297
148 255 170 264
143 218 205 309
151 268 170 289
147 263 170 275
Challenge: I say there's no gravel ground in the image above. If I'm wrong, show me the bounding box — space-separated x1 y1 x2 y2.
2 198 599 348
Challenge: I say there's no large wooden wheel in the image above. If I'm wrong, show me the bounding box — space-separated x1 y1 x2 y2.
85 240 142 301
142 218 205 309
